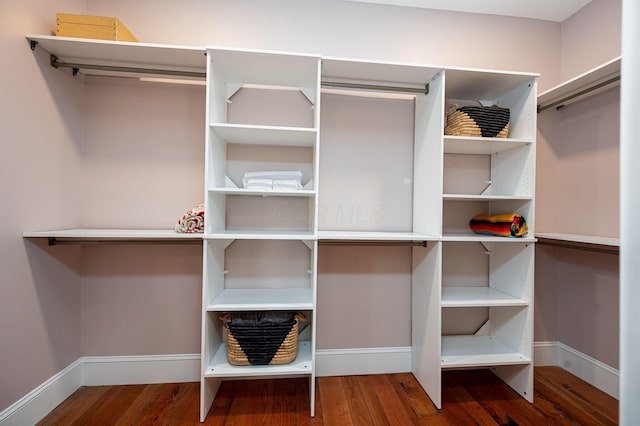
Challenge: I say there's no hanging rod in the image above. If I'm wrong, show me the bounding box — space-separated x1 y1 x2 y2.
47 237 201 246
537 75 620 113
46 53 428 94
319 240 428 247
536 239 619 255
321 80 429 95
50 55 206 79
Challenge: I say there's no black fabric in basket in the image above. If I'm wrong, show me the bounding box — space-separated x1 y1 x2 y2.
456 106 510 137
226 311 296 365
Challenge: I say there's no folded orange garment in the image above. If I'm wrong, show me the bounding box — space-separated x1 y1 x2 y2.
469 213 528 237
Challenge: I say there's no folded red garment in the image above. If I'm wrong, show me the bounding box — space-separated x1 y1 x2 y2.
469 213 528 237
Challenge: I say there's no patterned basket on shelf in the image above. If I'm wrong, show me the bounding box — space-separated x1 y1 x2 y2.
445 104 510 138
221 311 304 366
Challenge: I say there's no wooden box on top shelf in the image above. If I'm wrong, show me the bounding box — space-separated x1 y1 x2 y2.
56 13 138 42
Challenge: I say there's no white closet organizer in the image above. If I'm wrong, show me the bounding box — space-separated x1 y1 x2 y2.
201 47 321 421
413 67 537 408
23 35 538 420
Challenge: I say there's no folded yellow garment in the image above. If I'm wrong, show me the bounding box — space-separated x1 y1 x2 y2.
469 213 528 237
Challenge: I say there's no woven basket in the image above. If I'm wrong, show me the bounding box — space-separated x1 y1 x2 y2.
445 104 510 138
221 311 304 366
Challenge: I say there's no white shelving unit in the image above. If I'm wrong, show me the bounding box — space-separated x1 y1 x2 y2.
23 35 538 420
201 47 321 421
421 67 537 408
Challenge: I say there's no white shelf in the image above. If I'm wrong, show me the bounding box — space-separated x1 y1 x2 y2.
442 234 535 243
538 56 621 111
444 67 538 100
318 230 438 241
204 341 313 378
443 136 531 155
204 230 316 240
22 228 202 242
443 194 532 202
441 287 528 307
441 335 530 368
535 233 619 247
208 187 316 197
321 56 441 89
26 35 206 78
208 47 320 89
210 123 317 147
208 288 314 311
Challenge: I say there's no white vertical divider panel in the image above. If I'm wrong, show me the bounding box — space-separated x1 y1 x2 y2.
309 59 321 417
205 51 228 236
412 70 444 408
488 242 534 301
413 71 444 237
492 364 534 403
412 241 442 409
202 52 217 424
490 81 536 200
309 240 318 416
620 0 640 422
200 239 225 422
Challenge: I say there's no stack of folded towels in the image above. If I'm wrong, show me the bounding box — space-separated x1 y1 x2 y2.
243 171 304 191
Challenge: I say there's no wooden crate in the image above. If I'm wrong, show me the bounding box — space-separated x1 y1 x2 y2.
56 13 138 42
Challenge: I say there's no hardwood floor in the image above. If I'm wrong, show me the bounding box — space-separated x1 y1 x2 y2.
37 367 618 425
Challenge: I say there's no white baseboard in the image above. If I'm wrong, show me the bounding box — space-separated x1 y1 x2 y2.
82 353 200 386
315 346 411 377
534 341 559 366
0 354 200 425
535 341 619 399
1 343 618 424
0 359 82 426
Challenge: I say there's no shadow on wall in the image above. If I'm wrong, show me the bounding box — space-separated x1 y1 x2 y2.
29 40 85 156
23 238 82 367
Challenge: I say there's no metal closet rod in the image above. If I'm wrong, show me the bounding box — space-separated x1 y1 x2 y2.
321 80 429 95
48 55 430 94
50 55 206 78
536 239 619 255
537 75 620 113
47 237 201 246
319 240 428 247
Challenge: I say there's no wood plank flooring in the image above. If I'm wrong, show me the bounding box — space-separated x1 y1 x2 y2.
37 367 618 425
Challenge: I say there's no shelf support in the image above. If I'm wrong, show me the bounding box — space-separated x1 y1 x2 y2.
299 87 316 106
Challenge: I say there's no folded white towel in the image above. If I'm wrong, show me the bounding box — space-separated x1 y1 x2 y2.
245 178 273 190
272 179 303 190
243 171 303 188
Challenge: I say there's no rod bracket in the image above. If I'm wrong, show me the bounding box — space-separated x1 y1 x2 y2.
50 54 60 69
30 40 38 51
48 237 57 246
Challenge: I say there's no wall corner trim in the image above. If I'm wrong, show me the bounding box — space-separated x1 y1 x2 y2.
534 340 619 399
0 359 82 426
